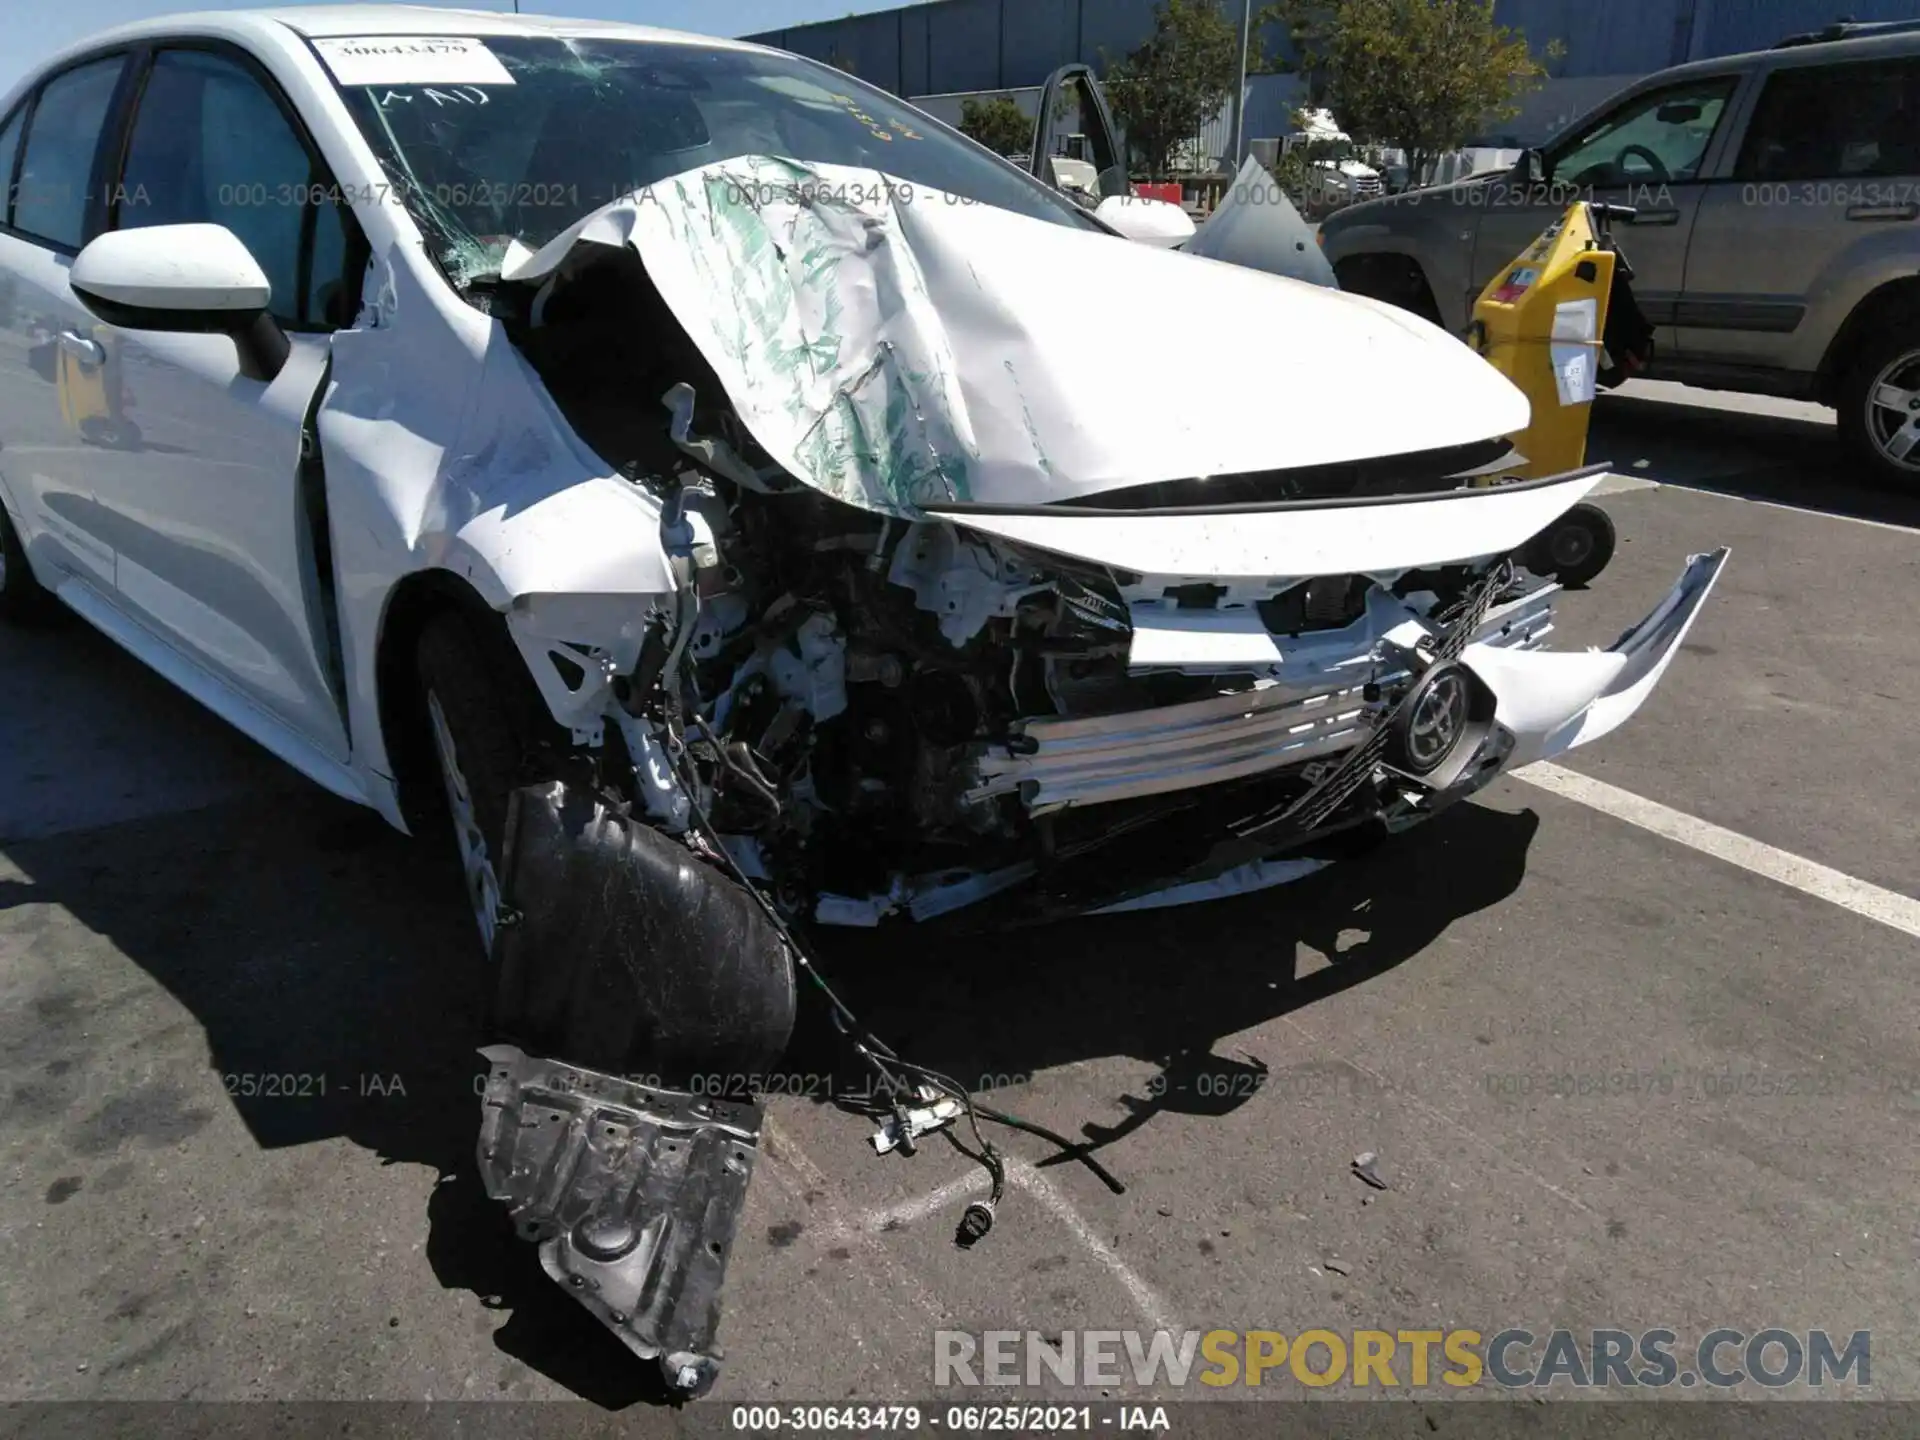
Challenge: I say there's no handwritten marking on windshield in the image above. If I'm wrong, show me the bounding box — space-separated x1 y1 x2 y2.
828 91 923 144
373 85 493 109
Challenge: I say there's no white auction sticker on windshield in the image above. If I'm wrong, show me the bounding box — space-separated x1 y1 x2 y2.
313 37 515 88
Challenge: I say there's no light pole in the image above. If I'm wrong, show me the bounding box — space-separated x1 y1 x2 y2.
1228 0 1252 169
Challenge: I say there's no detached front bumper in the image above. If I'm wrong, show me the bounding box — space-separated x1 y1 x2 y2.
1464 546 1727 767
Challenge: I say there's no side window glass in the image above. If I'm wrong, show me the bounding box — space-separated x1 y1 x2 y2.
1736 60 1920 181
13 57 125 249
307 193 354 326
1550 80 1736 189
0 107 26 224
118 49 334 328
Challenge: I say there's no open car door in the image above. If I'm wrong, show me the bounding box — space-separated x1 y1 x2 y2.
1026 64 1128 205
1021 68 1335 289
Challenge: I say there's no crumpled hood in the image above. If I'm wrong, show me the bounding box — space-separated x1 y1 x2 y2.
506 155 1527 518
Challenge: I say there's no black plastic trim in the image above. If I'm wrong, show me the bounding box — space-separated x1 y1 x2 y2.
1673 297 1805 333
68 284 289 381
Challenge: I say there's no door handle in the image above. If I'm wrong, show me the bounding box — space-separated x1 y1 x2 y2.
1629 209 1680 226
57 330 105 368
1846 202 1918 222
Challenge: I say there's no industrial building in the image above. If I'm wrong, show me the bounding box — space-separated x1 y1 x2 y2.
744 0 1919 155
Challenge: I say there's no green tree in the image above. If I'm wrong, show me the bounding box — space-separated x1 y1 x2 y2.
1273 0 1560 182
959 95 1035 159
1103 0 1246 181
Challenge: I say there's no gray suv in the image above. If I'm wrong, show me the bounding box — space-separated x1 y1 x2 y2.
1321 23 1920 484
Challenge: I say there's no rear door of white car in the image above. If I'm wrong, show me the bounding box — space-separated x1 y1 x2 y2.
0 52 135 596
80 40 365 758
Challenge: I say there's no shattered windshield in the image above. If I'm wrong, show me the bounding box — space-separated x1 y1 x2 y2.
326 35 1104 283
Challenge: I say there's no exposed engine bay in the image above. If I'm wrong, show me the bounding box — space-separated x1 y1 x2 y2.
603 478 1545 921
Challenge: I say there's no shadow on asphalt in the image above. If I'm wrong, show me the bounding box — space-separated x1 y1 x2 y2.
0 774 670 1406
1591 392 1920 531
1 621 1538 1407
800 805 1539 1168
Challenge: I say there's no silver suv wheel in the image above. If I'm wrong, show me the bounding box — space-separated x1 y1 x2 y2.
1864 349 1920 471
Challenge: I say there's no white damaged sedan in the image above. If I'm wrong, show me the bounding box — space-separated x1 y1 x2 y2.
0 6 1724 1392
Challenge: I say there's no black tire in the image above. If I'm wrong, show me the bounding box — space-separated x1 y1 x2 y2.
413 610 552 952
1523 502 1616 589
1836 320 1920 487
1333 254 1443 326
0 505 57 624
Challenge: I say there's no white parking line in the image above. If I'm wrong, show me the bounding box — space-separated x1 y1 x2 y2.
1666 481 1920 536
1005 1162 1182 1335
863 1169 992 1231
1590 471 1660 497
762 1116 950 1325
1516 761 1920 941
860 1160 1180 1333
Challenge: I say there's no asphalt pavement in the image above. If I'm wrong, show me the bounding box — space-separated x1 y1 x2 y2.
2 380 1918 1419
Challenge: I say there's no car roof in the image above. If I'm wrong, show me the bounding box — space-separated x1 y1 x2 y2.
19 4 765 72
1628 24 1920 87
1 4 780 119
1541 22 1920 138
254 4 755 46
1751 26 1920 68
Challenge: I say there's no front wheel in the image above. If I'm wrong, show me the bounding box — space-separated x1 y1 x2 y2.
1838 326 1920 486
1332 254 1443 326
0 505 57 624
415 611 548 956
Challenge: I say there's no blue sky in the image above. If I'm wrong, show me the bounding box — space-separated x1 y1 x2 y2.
2 0 919 98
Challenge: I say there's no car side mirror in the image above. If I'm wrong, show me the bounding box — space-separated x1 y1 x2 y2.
1515 148 1548 184
70 223 289 383
1092 194 1197 247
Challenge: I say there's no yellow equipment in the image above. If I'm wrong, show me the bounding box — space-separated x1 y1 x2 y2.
56 331 114 435
1464 200 1651 585
55 325 138 449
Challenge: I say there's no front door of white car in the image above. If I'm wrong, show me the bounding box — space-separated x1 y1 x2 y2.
76 44 361 759
0 54 132 596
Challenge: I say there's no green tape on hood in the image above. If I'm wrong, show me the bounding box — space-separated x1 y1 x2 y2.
503 155 1531 520
636 156 975 515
